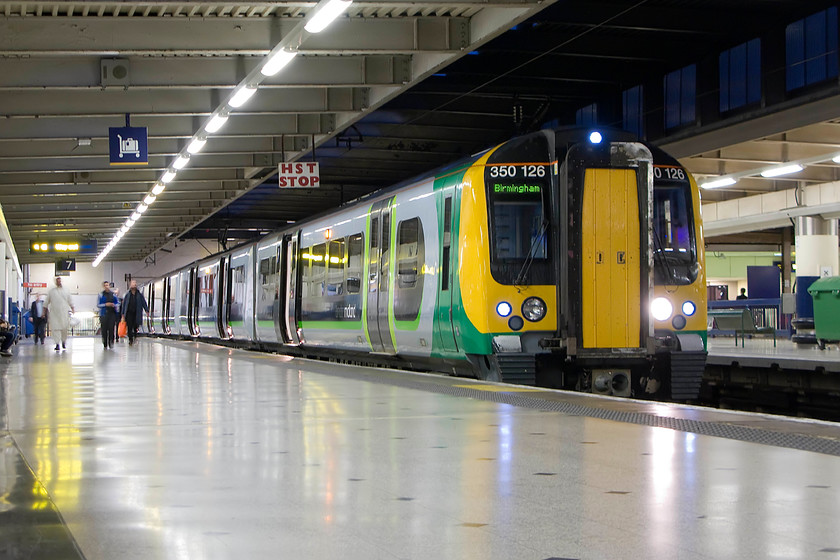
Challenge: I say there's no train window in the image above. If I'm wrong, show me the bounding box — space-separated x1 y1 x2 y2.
310 244 326 297
347 234 363 294
327 238 345 296
230 265 246 324
653 183 698 286
442 197 452 291
395 217 425 321
380 214 391 295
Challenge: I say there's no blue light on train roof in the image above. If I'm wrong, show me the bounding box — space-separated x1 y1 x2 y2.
589 131 603 144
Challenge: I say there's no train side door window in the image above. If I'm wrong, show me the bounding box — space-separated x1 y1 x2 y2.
346 234 363 294
327 237 346 296
442 197 452 291
395 217 425 321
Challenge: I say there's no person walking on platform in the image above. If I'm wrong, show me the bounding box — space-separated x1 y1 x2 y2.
29 293 47 345
97 281 119 349
45 277 74 351
113 287 122 344
120 280 148 346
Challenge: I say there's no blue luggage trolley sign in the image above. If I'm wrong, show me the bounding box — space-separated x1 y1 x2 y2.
109 126 148 165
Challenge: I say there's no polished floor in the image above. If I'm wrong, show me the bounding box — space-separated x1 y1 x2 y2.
2 336 840 560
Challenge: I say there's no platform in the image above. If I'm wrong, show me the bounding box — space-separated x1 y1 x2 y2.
708 336 840 372
2 337 840 559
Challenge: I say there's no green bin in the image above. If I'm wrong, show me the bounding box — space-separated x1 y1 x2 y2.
807 276 840 348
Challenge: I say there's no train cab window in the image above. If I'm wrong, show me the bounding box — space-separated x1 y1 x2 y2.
327 238 345 296
346 234 363 294
484 131 553 286
395 218 425 321
653 182 698 285
442 197 452 291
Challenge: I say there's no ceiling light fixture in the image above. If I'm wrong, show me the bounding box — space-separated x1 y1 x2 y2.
143 194 156 205
229 85 257 108
137 204 149 214
130 212 141 221
152 183 166 195
261 49 297 76
305 0 352 33
205 113 229 133
187 137 207 154
161 171 176 183
173 155 189 169
760 164 804 178
701 177 737 189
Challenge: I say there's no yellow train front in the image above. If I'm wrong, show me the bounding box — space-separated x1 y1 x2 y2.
456 128 707 400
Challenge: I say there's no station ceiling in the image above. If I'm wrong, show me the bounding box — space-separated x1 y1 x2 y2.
1 0 838 264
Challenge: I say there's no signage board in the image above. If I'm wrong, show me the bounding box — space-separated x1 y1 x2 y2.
56 259 76 274
109 126 148 165
30 239 97 255
278 162 320 188
23 282 48 288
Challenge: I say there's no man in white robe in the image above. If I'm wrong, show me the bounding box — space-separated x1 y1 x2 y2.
45 277 74 351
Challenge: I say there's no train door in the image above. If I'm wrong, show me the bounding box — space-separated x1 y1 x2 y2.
436 194 459 353
145 283 155 333
190 267 200 336
161 278 169 334
580 168 641 348
218 257 229 338
366 197 396 353
279 234 300 344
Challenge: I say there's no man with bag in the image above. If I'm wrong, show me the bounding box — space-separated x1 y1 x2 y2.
29 293 47 345
45 276 74 351
97 281 118 349
120 280 149 346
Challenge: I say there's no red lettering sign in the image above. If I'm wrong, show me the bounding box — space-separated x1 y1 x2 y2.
278 161 320 189
23 282 48 288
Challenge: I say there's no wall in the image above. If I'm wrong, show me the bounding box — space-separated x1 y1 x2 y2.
106 239 224 288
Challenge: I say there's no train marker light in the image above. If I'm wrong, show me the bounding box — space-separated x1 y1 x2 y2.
522 297 546 322
682 301 696 316
496 302 512 317
589 131 603 144
651 297 673 321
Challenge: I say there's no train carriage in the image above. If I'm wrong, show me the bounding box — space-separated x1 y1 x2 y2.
147 127 706 401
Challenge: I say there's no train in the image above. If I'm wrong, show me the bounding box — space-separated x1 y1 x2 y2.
140 127 707 400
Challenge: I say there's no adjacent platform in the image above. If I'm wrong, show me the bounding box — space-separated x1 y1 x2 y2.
2 337 840 559
708 337 840 373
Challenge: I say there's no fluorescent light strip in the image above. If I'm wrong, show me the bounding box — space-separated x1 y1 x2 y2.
173 155 189 169
229 86 257 108
701 177 737 189
152 183 166 195
205 113 229 133
261 49 297 76
305 0 352 33
137 204 148 214
161 171 176 183
760 164 804 178
130 212 140 221
143 194 156 205
187 138 207 154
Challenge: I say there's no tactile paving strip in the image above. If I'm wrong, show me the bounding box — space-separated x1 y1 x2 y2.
335 368 840 457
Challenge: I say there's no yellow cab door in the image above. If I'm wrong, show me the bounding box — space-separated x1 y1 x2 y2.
581 168 641 349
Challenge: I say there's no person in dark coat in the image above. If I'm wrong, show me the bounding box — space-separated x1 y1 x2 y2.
120 280 149 346
29 293 47 345
97 281 119 349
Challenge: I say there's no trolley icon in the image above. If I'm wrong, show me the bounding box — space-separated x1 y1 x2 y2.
117 134 140 158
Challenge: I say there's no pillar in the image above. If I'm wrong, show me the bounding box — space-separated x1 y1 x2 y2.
792 216 839 342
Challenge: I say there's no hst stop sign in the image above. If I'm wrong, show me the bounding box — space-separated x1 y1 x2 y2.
278 162 320 188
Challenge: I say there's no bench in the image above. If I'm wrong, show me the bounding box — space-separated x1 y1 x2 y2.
708 308 776 347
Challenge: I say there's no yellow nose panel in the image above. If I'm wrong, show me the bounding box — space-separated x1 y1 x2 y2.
581 168 641 349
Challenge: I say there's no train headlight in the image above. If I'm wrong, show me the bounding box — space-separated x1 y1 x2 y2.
682 301 696 316
522 297 546 322
651 297 673 321
496 301 512 318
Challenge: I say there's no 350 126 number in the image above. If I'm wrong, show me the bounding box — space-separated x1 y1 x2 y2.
653 166 686 181
488 164 546 178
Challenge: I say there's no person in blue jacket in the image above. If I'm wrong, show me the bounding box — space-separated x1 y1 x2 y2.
97 281 119 349
120 279 149 346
